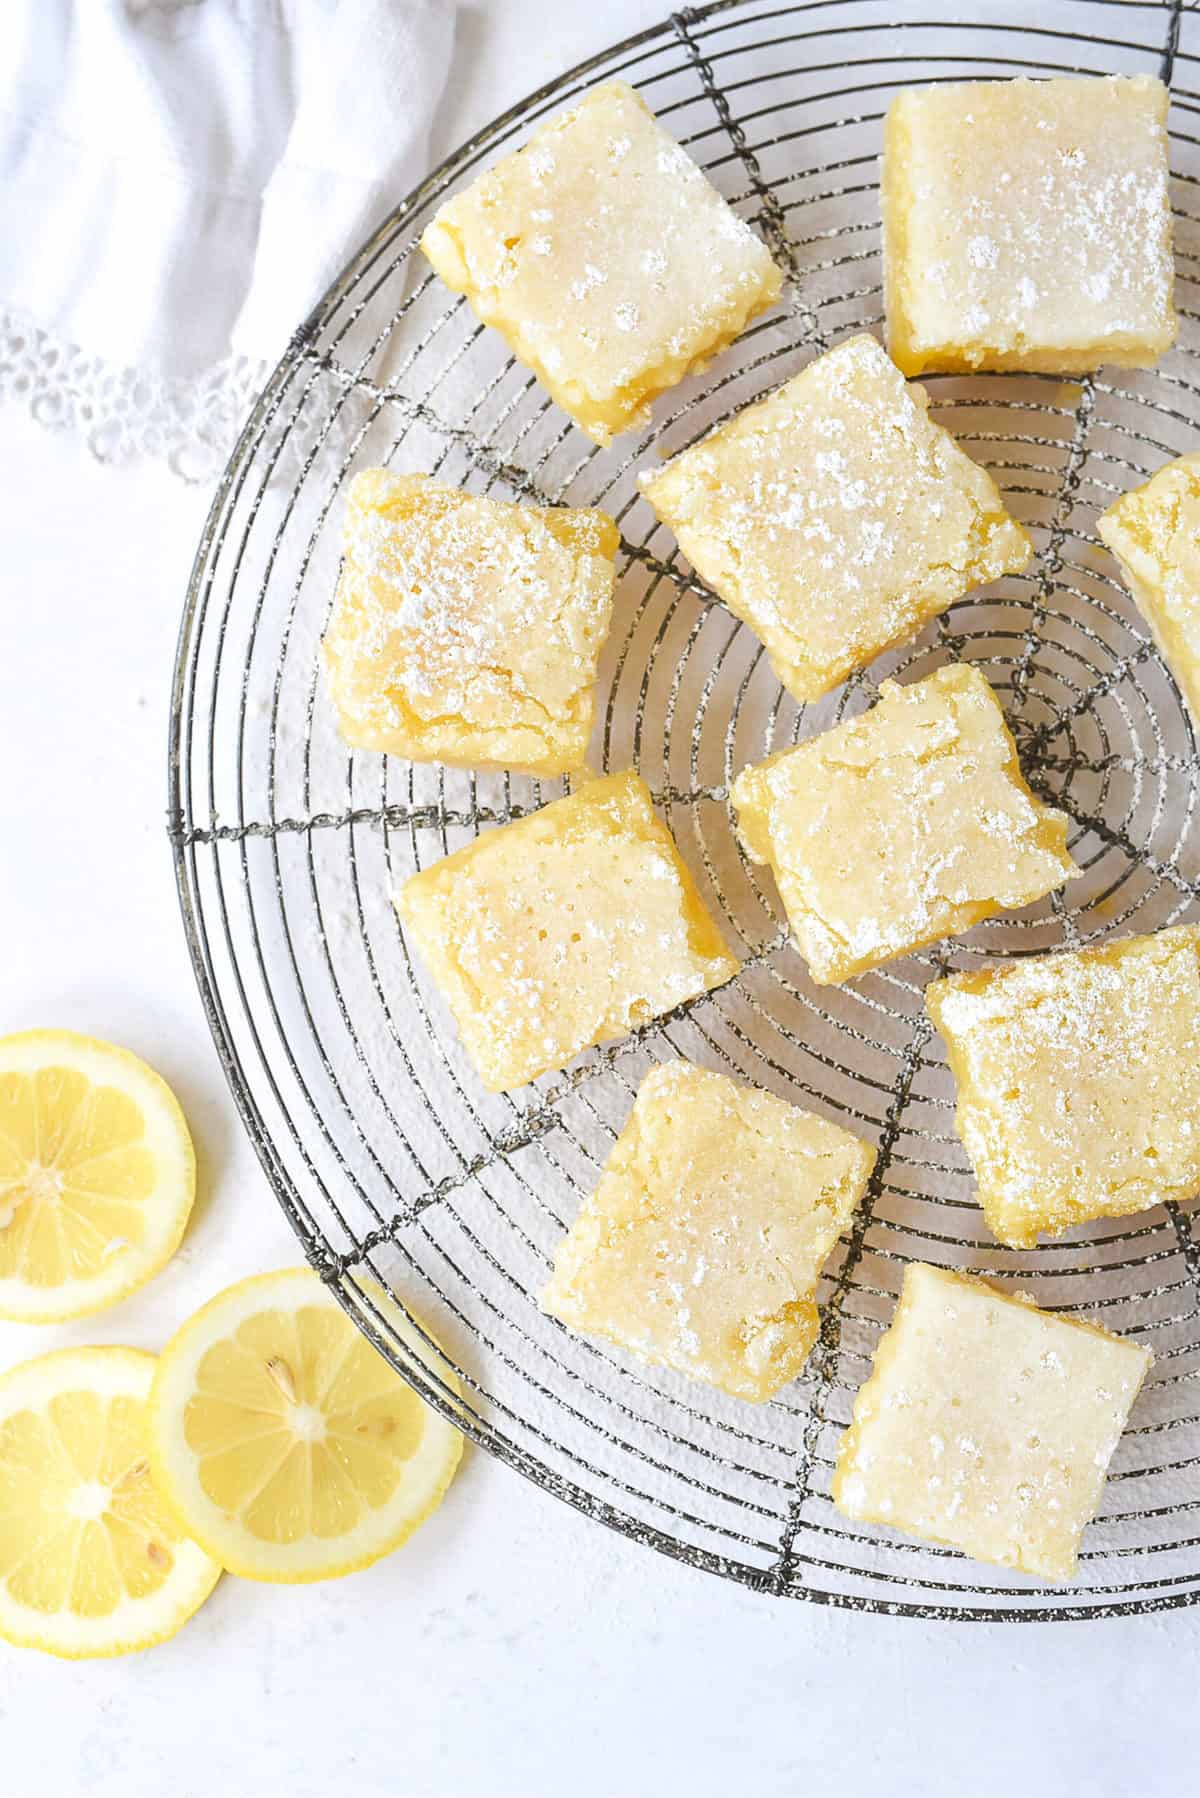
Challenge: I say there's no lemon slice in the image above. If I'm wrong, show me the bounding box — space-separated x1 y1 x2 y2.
147 1268 464 1583
0 1031 196 1322
0 1346 221 1657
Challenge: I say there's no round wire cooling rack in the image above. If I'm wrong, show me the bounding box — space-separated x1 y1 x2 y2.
170 0 1200 1620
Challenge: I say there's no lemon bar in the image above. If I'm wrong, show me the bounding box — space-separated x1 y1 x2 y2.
927 926 1200 1248
883 75 1176 376
394 773 738 1090
322 471 618 776
731 665 1075 983
833 1263 1152 1582
1099 453 1200 727
420 81 782 445
639 335 1030 701
542 1060 875 1401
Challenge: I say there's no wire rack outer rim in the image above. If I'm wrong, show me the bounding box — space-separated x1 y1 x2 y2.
167 0 1200 1622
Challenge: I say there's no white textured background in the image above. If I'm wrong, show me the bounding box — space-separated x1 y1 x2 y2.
0 5 1195 1793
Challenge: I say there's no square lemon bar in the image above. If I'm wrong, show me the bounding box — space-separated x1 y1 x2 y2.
322 472 618 776
927 926 1200 1248
731 665 1075 984
833 1263 1152 1582
420 81 782 445
394 773 738 1090
639 335 1030 701
883 75 1176 376
542 1060 875 1401
1099 452 1200 727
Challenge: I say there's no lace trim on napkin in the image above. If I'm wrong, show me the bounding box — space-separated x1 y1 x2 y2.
0 306 357 486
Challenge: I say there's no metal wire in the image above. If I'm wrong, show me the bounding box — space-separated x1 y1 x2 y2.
169 0 1200 1619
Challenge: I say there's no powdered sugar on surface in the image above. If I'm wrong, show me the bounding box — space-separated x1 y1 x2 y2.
731 664 1076 984
640 333 1030 700
323 471 616 773
928 925 1200 1246
420 80 782 440
543 1060 874 1400
394 772 738 1090
834 1264 1152 1581
890 74 1175 363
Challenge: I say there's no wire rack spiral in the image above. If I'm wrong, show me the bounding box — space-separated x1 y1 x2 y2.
170 0 1200 1620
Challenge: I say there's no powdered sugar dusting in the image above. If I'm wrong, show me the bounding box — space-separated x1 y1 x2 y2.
394 773 737 1091
1098 451 1200 727
420 80 781 442
542 1060 873 1400
889 74 1175 367
833 1264 1152 1581
322 471 616 776
928 925 1200 1247
731 664 1077 985
640 333 1030 701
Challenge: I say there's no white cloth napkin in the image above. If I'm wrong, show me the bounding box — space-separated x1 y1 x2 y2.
0 0 455 472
